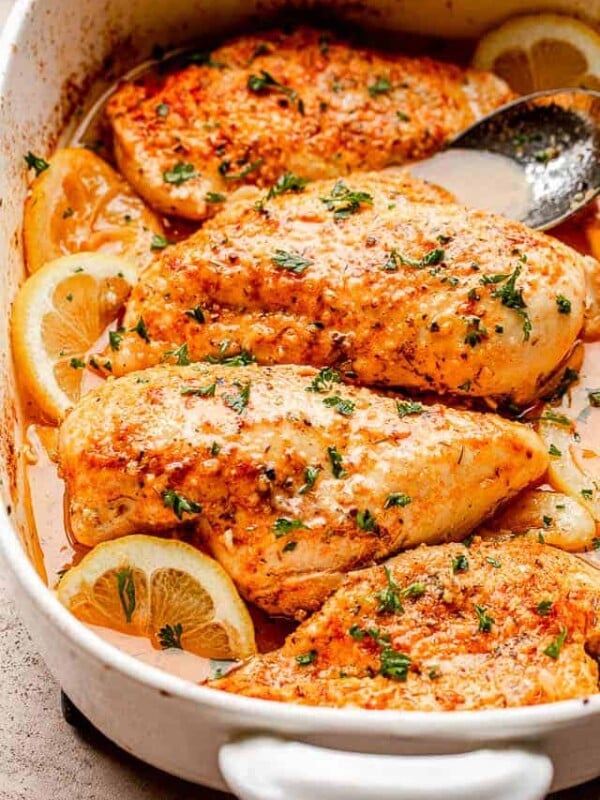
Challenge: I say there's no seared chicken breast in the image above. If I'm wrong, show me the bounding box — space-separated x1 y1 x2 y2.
106 27 513 220
59 364 547 617
214 538 600 709
109 171 587 404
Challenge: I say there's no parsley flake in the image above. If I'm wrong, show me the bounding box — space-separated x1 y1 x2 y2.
24 151 49 175
368 76 392 96
181 383 216 397
163 342 191 366
536 600 553 616
474 604 494 633
307 367 342 393
163 162 198 185
271 249 312 274
452 554 469 573
159 623 183 649
491 265 531 341
556 295 571 314
379 648 412 681
185 306 205 324
321 180 373 220
356 508 378 532
384 493 412 509
296 649 317 666
396 400 424 417
543 627 567 659
299 466 320 494
130 317 150 343
266 172 309 200
116 567 136 623
327 445 347 478
222 380 251 414
322 395 355 416
274 517 309 538
162 489 202 520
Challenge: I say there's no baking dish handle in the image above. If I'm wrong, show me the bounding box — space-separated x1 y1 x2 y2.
220 735 553 800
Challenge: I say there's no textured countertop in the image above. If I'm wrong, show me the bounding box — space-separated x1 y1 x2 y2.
0 1 599 797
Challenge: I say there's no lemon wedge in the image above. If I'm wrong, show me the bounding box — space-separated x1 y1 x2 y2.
11 252 136 422
23 147 164 273
58 535 256 660
473 13 600 94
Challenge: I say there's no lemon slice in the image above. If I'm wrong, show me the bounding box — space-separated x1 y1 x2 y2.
57 535 256 660
11 252 136 422
23 147 165 274
473 14 600 94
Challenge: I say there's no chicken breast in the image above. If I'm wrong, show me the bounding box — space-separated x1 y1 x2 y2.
106 27 514 220
59 364 547 617
214 538 600 709
108 170 587 405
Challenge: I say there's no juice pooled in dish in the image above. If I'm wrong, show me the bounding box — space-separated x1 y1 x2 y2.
12 18 600 704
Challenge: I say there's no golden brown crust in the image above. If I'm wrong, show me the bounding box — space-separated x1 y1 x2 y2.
109 170 587 404
59 364 547 616
106 27 514 219
214 538 600 709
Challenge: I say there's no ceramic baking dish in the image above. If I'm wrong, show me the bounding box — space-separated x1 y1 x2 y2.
2 1 600 797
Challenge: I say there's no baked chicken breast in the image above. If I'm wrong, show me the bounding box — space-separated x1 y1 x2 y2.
59 364 547 617
108 170 587 404
106 27 514 220
214 538 600 709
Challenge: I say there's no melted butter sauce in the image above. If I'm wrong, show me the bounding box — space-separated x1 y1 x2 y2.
23 49 600 681
410 148 533 221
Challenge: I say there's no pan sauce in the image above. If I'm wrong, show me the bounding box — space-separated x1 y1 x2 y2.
19 45 600 683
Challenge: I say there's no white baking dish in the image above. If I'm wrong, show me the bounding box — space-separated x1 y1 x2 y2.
2 1 600 797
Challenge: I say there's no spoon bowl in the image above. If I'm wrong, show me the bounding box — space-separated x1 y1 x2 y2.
450 88 600 230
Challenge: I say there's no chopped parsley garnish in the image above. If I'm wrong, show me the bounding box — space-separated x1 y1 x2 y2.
458 380 471 392
356 508 378 532
109 329 123 351
299 466 320 494
185 306 205 324
538 531 546 544
322 395 355 416
266 172 309 200
130 316 150 343
307 367 342 393
164 342 191 366
485 556 501 568
116 567 136 623
480 273 509 285
548 444 562 457
69 357 86 369
188 50 226 68
320 180 374 220
581 488 593 500
474 604 494 633
396 111 410 122
283 540 297 552
395 248 445 269
158 623 183 649
396 400 424 417
490 265 531 341
382 249 401 272
556 295 571 314
220 158 263 181
536 600 553 616
222 380 251 414
162 489 202 520
368 76 392 96
543 627 567 659
349 624 366 640
296 649 317 666
589 391 600 407
24 151 49 175
156 102 170 117
542 515 552 528
247 70 303 111
376 566 425 614
327 445 347 478
543 367 579 402
271 249 312 274
205 192 226 203
163 162 198 185
452 554 469 573
540 410 571 426
464 316 488 348
592 537 600 550
379 648 412 681
210 441 221 456
273 517 309 537
205 343 255 366
62 207 74 219
384 493 412 509
181 382 216 397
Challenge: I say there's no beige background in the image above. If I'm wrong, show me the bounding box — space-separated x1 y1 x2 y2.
0 0 599 796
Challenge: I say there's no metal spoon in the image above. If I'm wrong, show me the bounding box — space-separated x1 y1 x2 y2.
412 88 600 230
